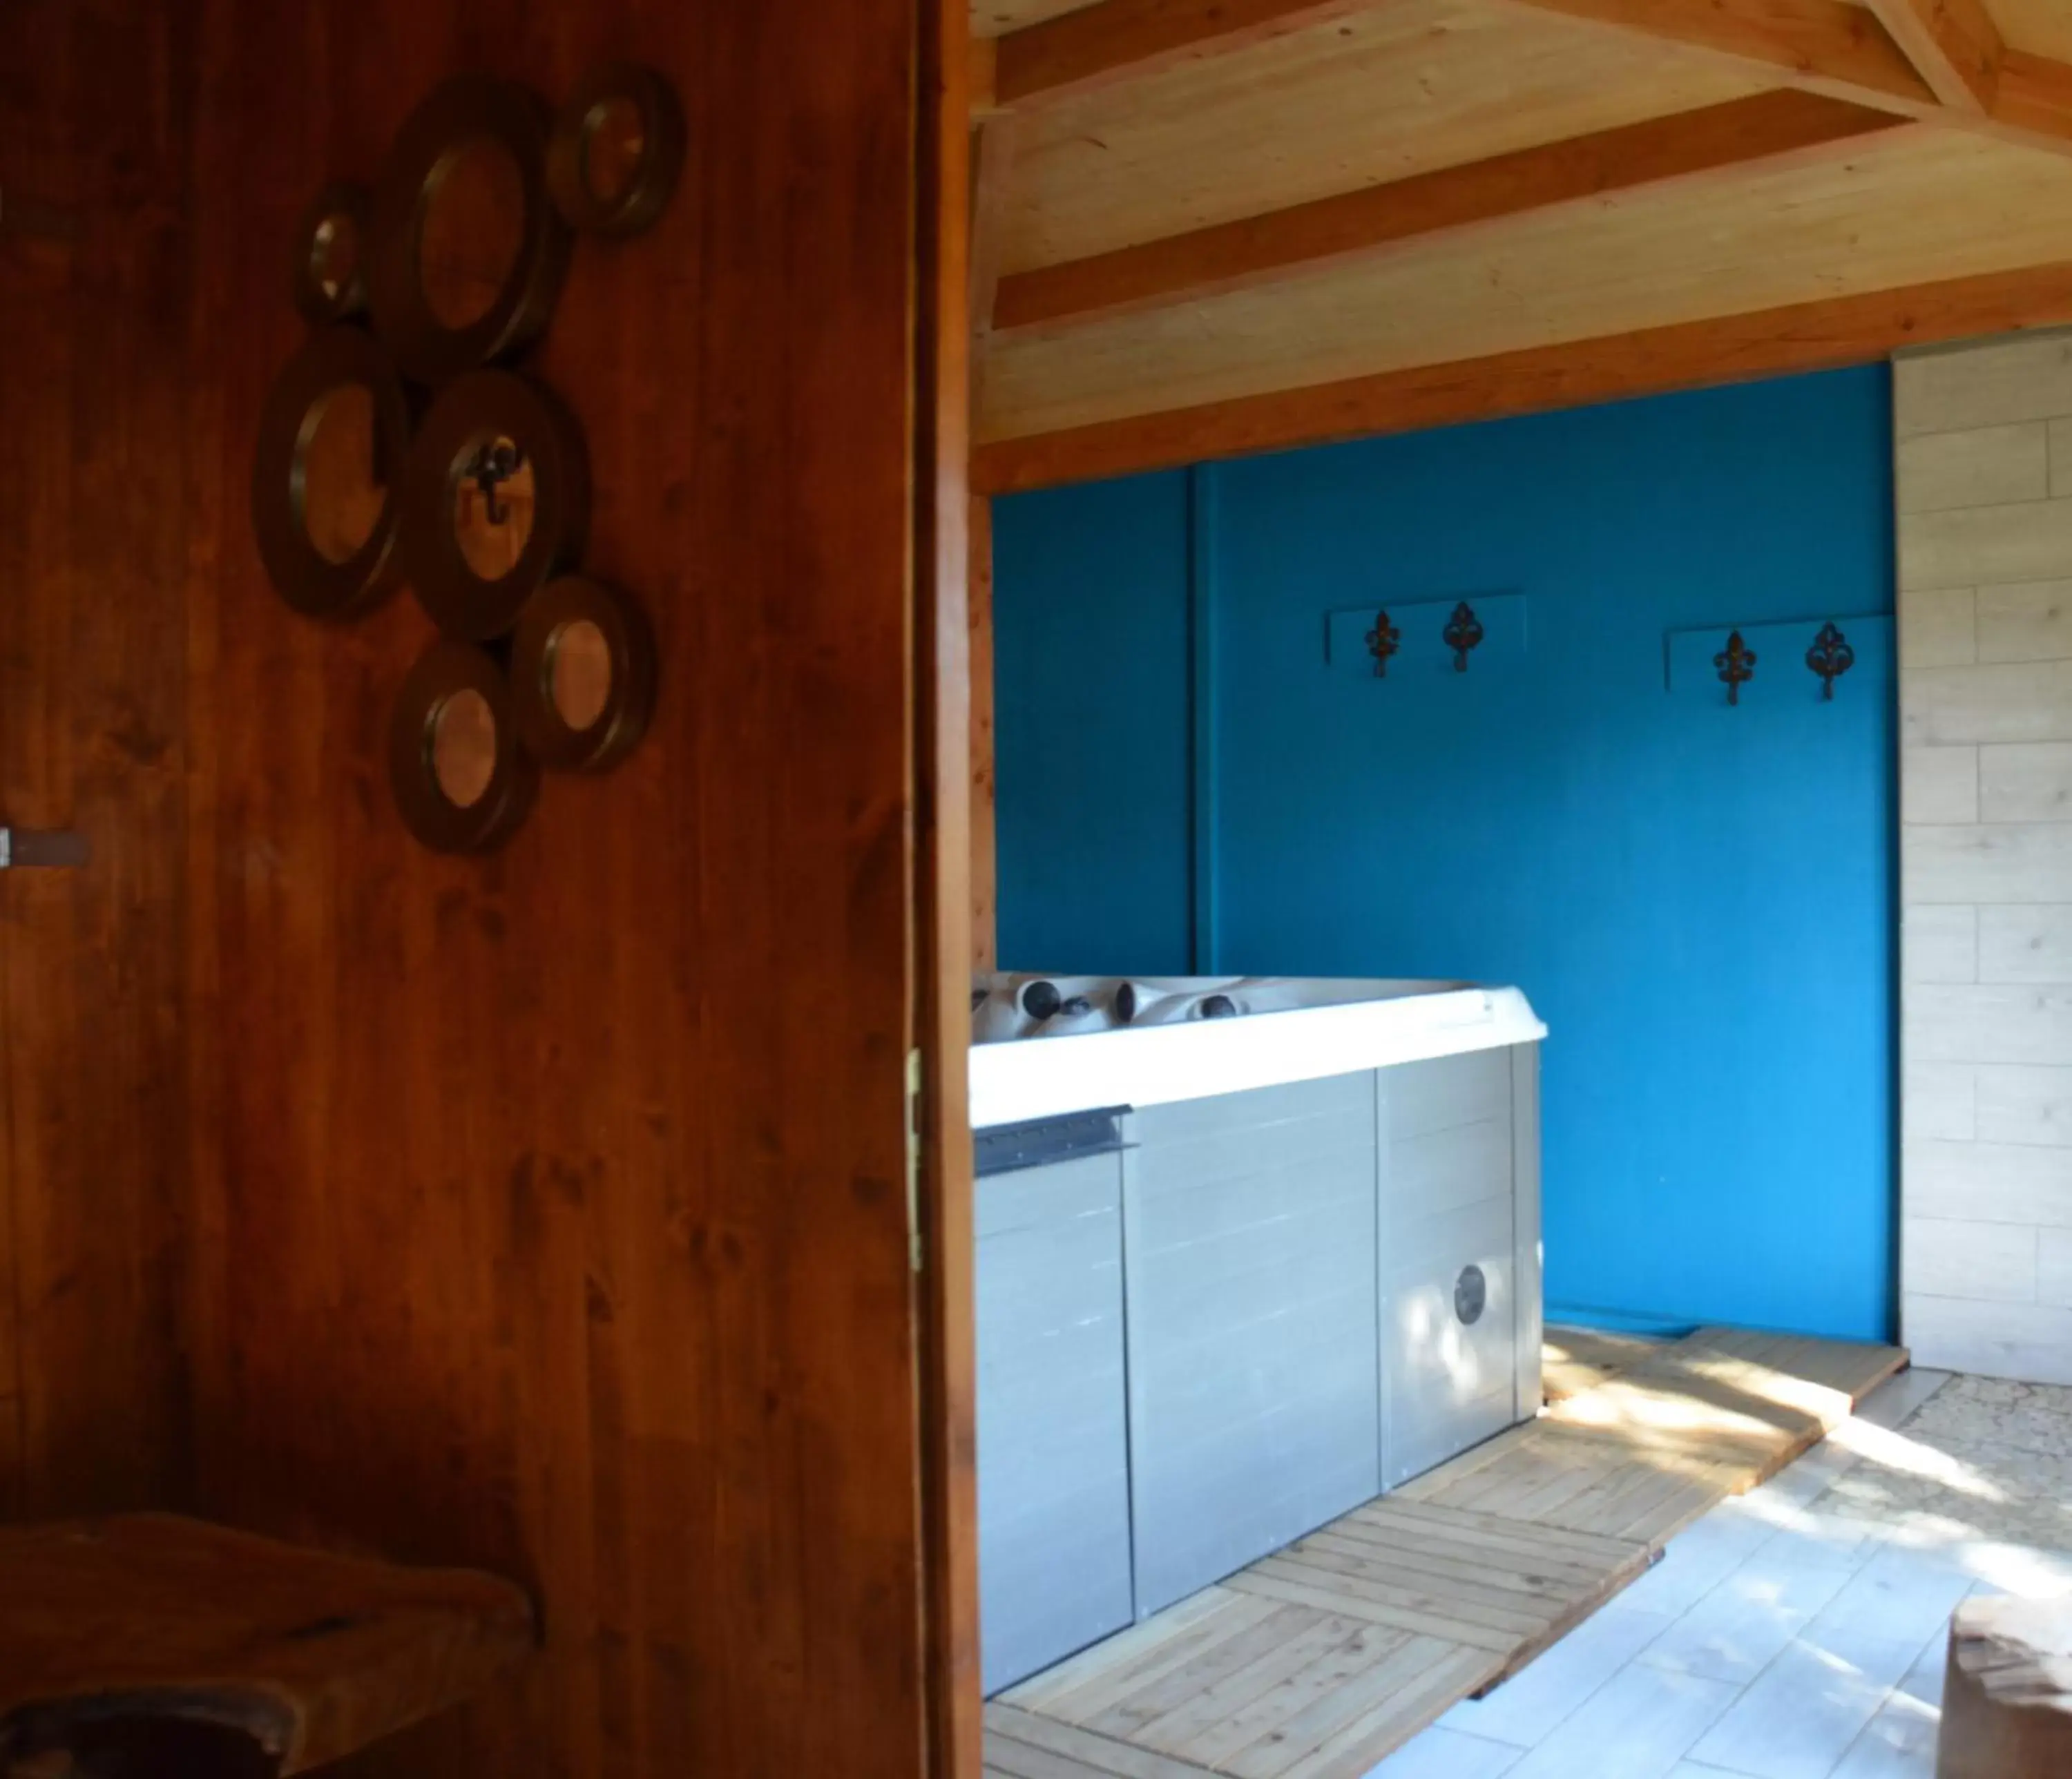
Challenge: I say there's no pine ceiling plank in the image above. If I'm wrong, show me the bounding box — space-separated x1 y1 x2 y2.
1000 0 1767 274
1987 0 2072 61
980 128 2072 443
995 90 1903 330
972 258 2072 494
990 0 1936 110
973 0 1110 39
1865 0 2004 110
1999 46 2072 138
1499 0 1936 104
1509 0 2072 147
994 0 1370 105
971 112 1021 336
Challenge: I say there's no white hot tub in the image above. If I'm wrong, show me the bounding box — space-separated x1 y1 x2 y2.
970 972 1545 1128
969 973 1548 1693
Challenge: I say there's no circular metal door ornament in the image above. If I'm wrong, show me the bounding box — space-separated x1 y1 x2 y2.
290 180 372 324
509 577 656 771
388 640 539 854
401 369 590 642
547 64 686 238
251 326 414 621
1454 1264 1488 1327
367 74 571 384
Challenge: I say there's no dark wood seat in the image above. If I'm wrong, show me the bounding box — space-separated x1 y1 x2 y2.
0 1515 533 1777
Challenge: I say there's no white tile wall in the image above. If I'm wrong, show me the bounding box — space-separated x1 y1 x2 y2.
1895 424 2048 515
1975 1064 2072 1144
1901 331 2072 1384
1979 743 2072 820
1901 1063 1974 1141
1896 589 1975 668
1904 823 2072 904
1977 581 2072 663
1900 907 1977 985
1895 331 2072 436
1903 983 2072 1064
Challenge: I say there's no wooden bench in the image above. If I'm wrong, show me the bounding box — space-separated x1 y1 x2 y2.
0 1514 533 1776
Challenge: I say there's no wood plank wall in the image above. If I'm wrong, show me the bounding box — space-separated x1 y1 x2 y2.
0 0 195 1523
6 0 966 1772
182 4 941 1774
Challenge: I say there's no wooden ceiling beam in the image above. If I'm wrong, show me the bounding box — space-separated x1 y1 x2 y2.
972 260 2072 494
1999 48 2072 142
1499 0 1936 108
1864 0 2002 112
992 0 1371 107
1501 0 2072 151
970 111 1020 411
994 91 1906 334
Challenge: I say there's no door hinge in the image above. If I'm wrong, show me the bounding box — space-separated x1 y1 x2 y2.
0 827 88 869
906 1047 925 1274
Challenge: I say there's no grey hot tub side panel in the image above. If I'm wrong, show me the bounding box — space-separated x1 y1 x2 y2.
1124 1073 1383 1619
975 1149 1135 1694
1377 1048 1522 1490
1513 1044 1544 1424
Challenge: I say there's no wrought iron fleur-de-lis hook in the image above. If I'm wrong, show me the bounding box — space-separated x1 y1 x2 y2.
1365 608 1401 678
1806 622 1854 701
1444 601 1484 673
1715 630 1756 706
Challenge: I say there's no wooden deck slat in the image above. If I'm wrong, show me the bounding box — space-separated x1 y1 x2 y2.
1220 1635 1484 1779
1166 1624 1406 1771
1268 1544 1560 1637
1130 1616 1366 1758
984 1327 1909 1779
1294 1524 1606 1602
1345 1496 1646 1569
1210 1574 1525 1657
1542 1324 1666 1404
1035 1595 1283 1725
986 1737 1121 1779
1003 1588 1249 1711
1271 1645 1502 1779
988 1704 1229 1778
1085 1606 1317 1740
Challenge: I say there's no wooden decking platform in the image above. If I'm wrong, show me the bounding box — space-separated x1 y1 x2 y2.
982 1325 1907 1779
1539 1325 1667 1405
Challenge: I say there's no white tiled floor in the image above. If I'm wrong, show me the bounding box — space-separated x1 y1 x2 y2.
1368 1365 2072 1779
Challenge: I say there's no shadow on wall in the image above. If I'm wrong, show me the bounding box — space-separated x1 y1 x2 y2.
993 367 1897 1345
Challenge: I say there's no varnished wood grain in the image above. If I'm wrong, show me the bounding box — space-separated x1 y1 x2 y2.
0 1514 532 1773
163 2 949 1776
0 0 193 1522
973 259 2072 493
969 497 997 974
922 0 985 1772
992 91 1901 331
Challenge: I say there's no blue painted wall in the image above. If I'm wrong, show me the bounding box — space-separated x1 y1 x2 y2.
995 470 1196 975
993 369 1897 1343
